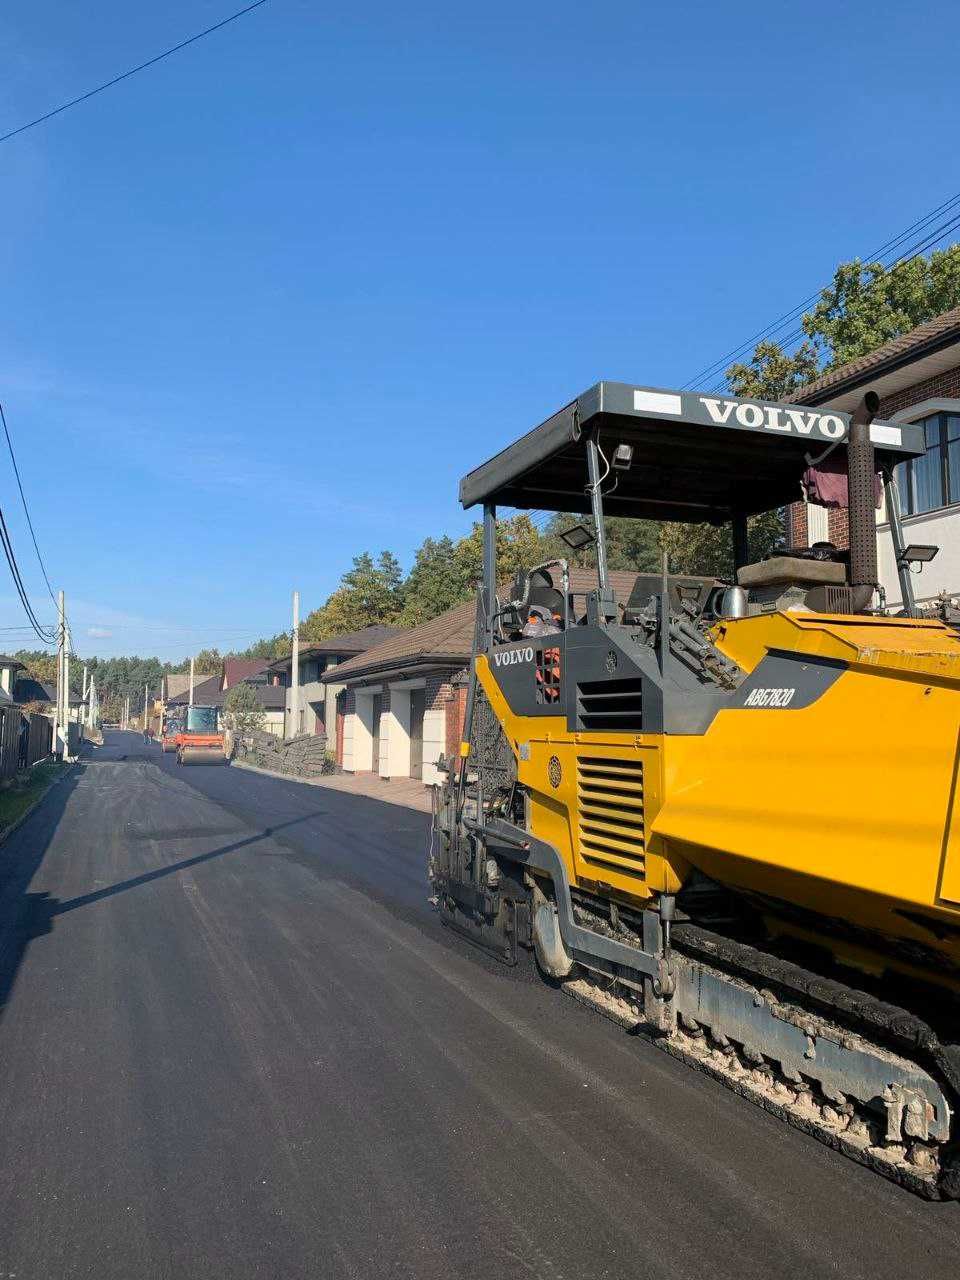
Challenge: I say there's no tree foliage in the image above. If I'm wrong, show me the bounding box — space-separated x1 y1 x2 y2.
396 536 461 626
222 681 266 738
727 245 960 397
715 243 960 572
300 551 404 641
725 339 820 401
802 246 960 366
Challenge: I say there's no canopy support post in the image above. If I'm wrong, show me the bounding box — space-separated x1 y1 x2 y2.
586 436 609 593
482 503 497 640
883 469 918 618
732 512 749 574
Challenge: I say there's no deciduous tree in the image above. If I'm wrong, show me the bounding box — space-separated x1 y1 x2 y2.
222 681 266 739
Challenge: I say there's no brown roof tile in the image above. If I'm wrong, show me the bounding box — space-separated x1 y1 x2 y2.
267 624 402 671
164 672 217 700
222 658 270 688
167 674 223 706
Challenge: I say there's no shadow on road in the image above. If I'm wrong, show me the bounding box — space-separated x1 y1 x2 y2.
54 810 327 917
0 765 84 1024
0 740 329 1026
0 734 501 1033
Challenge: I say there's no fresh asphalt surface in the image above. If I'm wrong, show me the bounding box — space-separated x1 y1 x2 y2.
0 732 956 1278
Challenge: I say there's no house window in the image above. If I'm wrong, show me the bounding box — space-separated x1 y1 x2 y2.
894 413 960 515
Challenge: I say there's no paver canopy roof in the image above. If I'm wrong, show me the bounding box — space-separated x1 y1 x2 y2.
459 383 924 522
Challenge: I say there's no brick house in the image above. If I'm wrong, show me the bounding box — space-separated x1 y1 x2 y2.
787 306 960 608
326 569 638 789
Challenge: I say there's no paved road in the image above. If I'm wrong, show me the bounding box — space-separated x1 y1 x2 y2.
0 731 957 1278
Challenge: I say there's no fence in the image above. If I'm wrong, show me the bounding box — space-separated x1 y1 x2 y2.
0 708 53 781
27 712 53 767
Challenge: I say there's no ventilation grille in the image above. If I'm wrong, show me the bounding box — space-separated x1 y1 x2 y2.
577 755 645 879
577 677 643 731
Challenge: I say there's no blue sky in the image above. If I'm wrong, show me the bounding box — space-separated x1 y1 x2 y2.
1 0 958 658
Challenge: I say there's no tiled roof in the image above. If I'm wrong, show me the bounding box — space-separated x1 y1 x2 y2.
164 672 216 700
326 569 640 682
267 625 403 671
167 674 223 706
791 305 960 405
222 658 270 688
13 677 54 705
249 683 285 711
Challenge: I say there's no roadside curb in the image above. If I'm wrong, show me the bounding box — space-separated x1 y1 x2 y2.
232 758 339 789
0 760 78 848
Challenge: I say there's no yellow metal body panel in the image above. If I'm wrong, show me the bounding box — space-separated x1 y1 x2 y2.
475 609 960 988
476 656 684 901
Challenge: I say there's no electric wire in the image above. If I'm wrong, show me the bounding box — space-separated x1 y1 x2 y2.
0 506 55 643
0 401 56 605
700 208 960 395
0 0 270 146
684 192 960 392
684 192 960 389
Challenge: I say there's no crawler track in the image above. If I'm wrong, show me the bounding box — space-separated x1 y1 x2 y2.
563 910 960 1199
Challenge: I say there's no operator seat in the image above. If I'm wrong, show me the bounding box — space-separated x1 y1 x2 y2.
512 568 566 628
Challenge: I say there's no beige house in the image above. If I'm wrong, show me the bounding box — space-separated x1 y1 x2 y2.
267 625 400 740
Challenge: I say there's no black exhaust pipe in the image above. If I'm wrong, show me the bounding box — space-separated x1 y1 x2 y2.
847 391 880 612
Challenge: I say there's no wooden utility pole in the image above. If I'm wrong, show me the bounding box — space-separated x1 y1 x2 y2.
63 619 72 758
53 589 65 756
189 657 195 707
290 589 300 739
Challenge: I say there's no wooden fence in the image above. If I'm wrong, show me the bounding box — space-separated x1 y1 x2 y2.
0 708 53 781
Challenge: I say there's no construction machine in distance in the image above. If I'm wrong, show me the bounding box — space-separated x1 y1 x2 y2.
175 704 228 765
160 705 186 753
430 381 960 1199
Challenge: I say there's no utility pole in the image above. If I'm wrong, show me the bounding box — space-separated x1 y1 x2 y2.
63 619 72 758
189 656 195 707
54 590 65 757
144 681 149 734
124 694 130 731
290 589 300 739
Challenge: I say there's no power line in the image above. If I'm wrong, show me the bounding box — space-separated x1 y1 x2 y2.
685 192 960 389
0 0 271 147
683 189 960 391
0 401 56 605
699 207 960 395
0 506 55 643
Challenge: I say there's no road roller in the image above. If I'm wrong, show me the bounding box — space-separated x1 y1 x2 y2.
430 381 960 1198
176 704 228 765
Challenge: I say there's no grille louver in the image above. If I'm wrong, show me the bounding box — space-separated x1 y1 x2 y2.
577 677 644 732
577 756 645 879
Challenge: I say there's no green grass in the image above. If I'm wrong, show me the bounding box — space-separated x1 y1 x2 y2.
0 761 70 832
